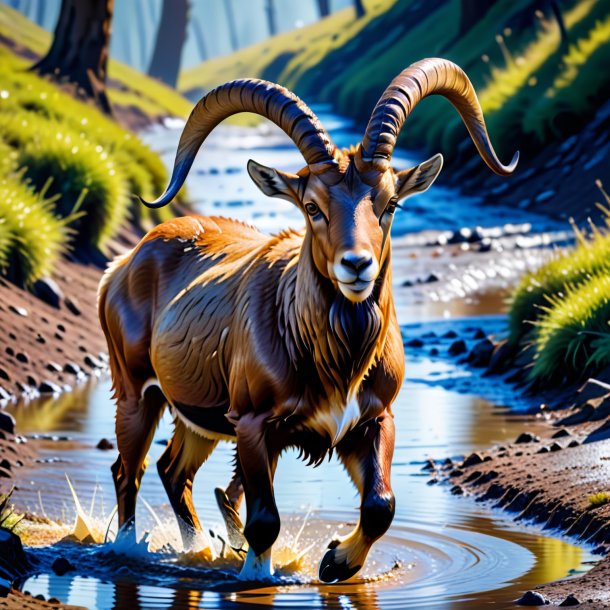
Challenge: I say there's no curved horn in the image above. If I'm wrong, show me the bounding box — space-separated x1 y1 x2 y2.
360 58 518 176
141 79 338 208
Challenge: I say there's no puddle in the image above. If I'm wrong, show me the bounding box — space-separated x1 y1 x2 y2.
7 315 597 609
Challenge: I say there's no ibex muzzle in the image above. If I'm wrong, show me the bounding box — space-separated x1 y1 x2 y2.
99 58 516 583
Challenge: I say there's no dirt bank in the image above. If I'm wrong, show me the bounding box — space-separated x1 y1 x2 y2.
434 381 610 608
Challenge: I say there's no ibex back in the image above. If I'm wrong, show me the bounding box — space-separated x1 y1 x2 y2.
98 58 517 582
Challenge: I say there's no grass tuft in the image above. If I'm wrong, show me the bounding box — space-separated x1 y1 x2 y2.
588 491 610 509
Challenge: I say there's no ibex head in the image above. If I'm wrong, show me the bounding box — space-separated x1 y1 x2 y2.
143 59 517 303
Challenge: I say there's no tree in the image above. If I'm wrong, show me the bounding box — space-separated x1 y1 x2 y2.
31 0 113 115
225 0 239 51
458 0 493 35
191 15 208 63
354 0 365 18
265 0 278 36
317 0 331 18
148 0 190 89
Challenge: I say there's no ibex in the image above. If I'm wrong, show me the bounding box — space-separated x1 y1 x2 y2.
98 58 516 582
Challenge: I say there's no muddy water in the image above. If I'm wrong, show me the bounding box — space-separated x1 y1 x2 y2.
8 313 597 609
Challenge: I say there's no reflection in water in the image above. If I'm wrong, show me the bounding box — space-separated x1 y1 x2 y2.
10 315 598 609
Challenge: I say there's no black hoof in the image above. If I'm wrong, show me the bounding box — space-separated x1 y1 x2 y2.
214 487 246 550
318 545 361 583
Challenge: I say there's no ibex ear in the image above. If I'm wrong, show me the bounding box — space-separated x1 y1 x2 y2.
247 159 302 203
395 153 443 200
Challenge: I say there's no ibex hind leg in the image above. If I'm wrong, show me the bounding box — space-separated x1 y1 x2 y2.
112 382 167 542
215 445 246 550
157 417 218 550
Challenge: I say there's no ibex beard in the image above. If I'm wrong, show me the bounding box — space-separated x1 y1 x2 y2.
98 58 517 583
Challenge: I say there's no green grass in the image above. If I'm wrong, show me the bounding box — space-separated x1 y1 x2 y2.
588 491 610 509
0 174 72 286
509 229 610 342
530 272 610 383
0 488 23 533
181 0 609 159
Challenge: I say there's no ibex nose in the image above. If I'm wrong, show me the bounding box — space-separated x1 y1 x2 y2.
341 251 373 272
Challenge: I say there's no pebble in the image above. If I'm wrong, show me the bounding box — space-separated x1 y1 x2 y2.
421 458 436 471
38 381 62 395
63 362 82 375
0 412 14 434
52 556 74 576
552 428 571 438
559 594 581 607
450 485 464 495
405 338 424 348
537 446 550 454
472 329 486 339
568 440 580 448
430 348 439 356
462 452 484 468
0 368 8 381
8 304 28 317
442 330 458 339
32 277 63 309
15 352 29 364
549 442 562 452
97 438 114 450
65 296 82 316
468 339 494 367
46 362 63 373
84 354 102 369
515 590 550 606
515 432 540 444
448 339 467 356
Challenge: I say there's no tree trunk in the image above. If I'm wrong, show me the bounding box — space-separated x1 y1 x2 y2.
265 0 277 36
317 0 330 18
354 0 365 18
31 0 114 115
148 0 190 89
459 0 493 34
191 15 208 62
225 0 239 51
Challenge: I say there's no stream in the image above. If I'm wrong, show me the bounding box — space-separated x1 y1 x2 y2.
6 110 598 609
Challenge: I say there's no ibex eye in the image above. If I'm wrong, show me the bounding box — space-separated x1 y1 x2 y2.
305 202 319 216
386 199 398 215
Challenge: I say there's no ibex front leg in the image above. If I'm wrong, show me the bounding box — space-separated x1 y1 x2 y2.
235 412 280 580
319 412 395 583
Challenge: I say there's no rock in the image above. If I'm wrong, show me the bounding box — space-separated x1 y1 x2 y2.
421 458 436 471
0 576 10 596
63 362 82 375
405 338 424 348
8 305 27 317
568 440 580 448
462 452 484 468
26 375 37 387
559 404 595 426
0 387 12 403
0 412 14 435
46 362 62 373
96 438 114 450
559 594 581 606
15 353 28 364
515 590 549 606
442 330 458 339
552 428 571 438
84 354 102 369
486 340 518 375
537 446 549 454
515 432 540 444
38 381 62 395
65 296 81 316
0 528 30 580
51 556 74 576
549 442 562 452
472 328 486 340
424 273 439 283
468 339 494 368
32 278 63 309
430 348 439 356
0 368 8 381
585 419 610 444
450 468 464 477
450 485 463 495
448 340 467 356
